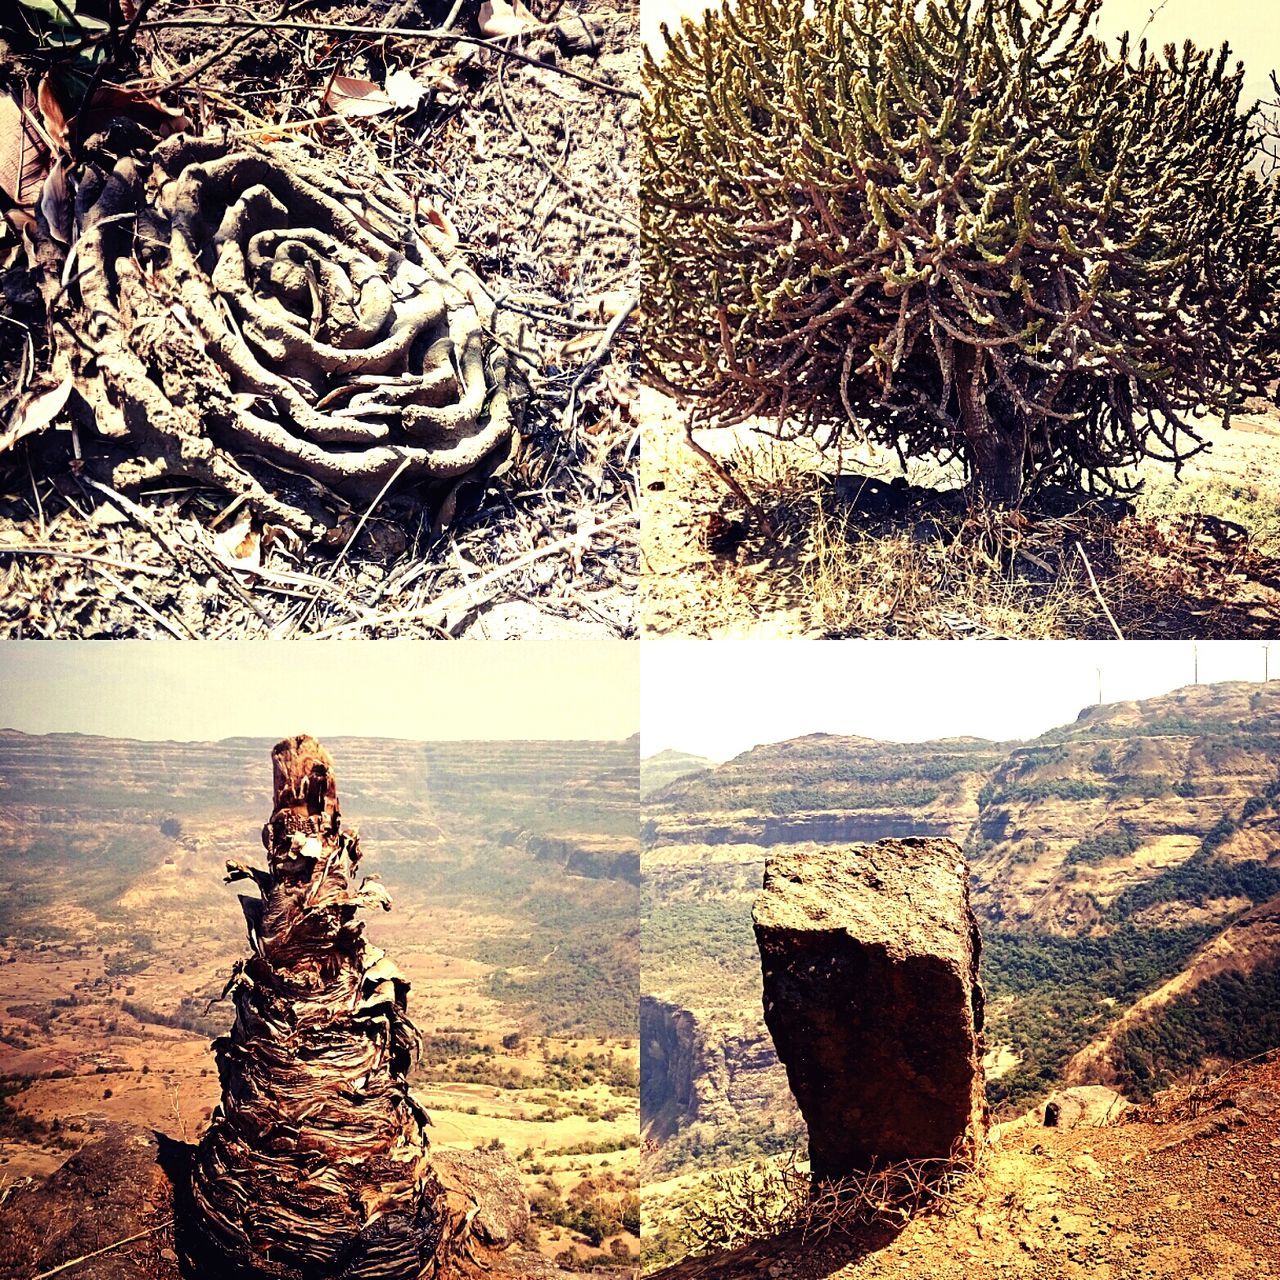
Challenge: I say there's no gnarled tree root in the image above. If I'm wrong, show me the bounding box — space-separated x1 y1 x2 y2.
63 135 528 531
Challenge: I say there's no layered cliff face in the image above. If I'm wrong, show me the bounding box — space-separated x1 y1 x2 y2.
645 682 1280 1176
971 682 1280 933
640 996 785 1145
646 733 1003 847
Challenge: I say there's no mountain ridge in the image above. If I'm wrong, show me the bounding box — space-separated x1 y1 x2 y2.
643 679 1280 1181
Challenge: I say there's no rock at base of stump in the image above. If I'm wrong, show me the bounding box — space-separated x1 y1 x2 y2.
753 837 986 1181
0 1123 557 1280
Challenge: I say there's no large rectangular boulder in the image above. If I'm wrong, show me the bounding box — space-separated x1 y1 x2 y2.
753 837 986 1180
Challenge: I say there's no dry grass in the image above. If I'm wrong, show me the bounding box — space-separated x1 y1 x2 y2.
641 389 1280 639
800 497 1099 639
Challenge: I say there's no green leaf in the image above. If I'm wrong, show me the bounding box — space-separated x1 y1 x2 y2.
17 0 109 32
18 0 79 24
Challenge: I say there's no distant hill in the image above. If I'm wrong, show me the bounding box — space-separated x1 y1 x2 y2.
643 680 1280 1179
0 729 640 1038
641 749 717 797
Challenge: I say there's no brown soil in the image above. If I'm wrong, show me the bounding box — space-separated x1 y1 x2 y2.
0 0 638 637
639 386 1280 639
647 1051 1280 1280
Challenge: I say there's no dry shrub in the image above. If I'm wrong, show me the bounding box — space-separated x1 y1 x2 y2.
679 1144 975 1258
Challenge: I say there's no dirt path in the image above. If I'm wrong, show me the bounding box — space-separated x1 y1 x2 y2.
648 1052 1280 1280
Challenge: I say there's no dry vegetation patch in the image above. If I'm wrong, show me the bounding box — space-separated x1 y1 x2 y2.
0 0 638 637
641 389 1280 639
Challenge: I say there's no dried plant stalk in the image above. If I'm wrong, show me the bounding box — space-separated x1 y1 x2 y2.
186 735 447 1279
680 1141 975 1257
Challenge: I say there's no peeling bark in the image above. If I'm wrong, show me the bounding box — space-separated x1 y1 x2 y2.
185 735 449 1279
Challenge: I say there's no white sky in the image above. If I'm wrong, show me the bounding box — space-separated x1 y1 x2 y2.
642 0 1278 103
642 640 1276 760
0 642 639 743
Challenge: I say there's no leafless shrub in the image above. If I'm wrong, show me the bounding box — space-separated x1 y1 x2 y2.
679 1142 976 1258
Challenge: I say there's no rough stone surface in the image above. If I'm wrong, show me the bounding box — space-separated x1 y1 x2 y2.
1039 1086 1128 1130
753 837 986 1179
0 1123 176 1280
0 1125 542 1280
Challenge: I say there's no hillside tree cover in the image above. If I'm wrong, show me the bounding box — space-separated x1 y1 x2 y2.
643 0 1280 505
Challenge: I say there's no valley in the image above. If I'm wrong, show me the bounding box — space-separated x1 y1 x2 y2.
0 731 641 1275
641 679 1280 1231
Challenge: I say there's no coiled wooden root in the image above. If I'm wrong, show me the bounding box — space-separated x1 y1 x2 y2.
72 137 524 529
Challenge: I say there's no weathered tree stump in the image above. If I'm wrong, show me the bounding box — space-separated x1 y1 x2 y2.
185 735 449 1279
753 837 986 1182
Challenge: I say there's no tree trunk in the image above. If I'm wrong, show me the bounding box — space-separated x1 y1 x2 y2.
185 735 449 1280
955 346 1026 508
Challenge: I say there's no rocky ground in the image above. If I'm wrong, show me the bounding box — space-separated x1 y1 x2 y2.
646 1052 1280 1279
0 0 639 637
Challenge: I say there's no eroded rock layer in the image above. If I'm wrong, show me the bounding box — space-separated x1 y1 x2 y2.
753 837 986 1180
186 735 446 1279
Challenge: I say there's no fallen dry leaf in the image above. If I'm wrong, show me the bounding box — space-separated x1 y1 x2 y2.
420 206 460 252
80 84 189 139
478 0 537 38
89 501 128 528
321 75 395 118
577 290 634 323
0 92 52 208
0 373 73 453
212 511 262 569
384 68 426 112
39 156 73 245
36 76 70 153
559 329 603 359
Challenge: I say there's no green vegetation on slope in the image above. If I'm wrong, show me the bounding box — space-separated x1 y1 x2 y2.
981 923 1218 1112
1110 963 1280 1099
1064 824 1142 866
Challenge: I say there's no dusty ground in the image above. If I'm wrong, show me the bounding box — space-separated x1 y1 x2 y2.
640 385 1280 639
0 0 639 637
0 928 639 1267
645 1052 1280 1279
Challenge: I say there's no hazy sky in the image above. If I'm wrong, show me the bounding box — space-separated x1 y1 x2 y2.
643 640 1277 760
0 642 639 743
642 1 1278 102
